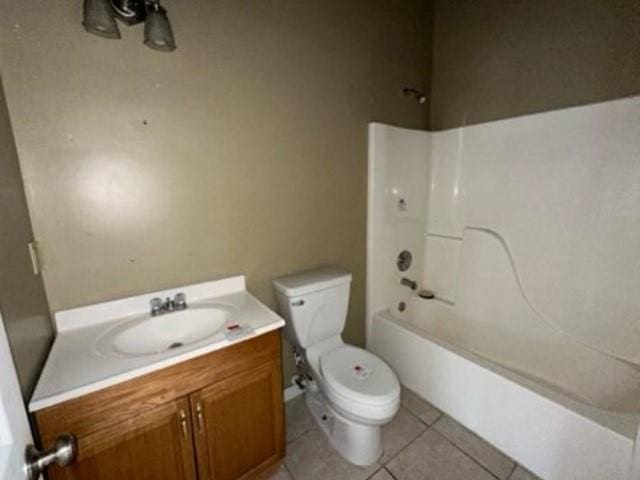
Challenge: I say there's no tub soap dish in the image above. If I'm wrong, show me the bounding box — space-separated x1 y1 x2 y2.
418 289 435 299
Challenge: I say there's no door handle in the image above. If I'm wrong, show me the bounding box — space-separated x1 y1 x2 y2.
179 409 189 440
196 402 204 433
25 434 77 480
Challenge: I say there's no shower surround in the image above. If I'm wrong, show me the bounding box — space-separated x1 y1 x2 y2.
366 96 640 480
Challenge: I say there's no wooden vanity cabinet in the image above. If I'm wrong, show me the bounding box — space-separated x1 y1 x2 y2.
35 330 284 480
45 398 197 480
191 360 283 480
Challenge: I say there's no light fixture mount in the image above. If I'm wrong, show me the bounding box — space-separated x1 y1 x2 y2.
111 0 147 25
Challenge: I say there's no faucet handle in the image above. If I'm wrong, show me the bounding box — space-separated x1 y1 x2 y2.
150 297 163 316
174 292 187 310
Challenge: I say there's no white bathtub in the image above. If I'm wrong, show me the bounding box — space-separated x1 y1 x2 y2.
366 105 640 480
369 302 640 480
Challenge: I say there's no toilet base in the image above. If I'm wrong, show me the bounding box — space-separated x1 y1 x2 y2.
304 384 382 466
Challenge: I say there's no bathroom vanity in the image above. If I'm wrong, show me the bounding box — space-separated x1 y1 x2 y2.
29 276 285 480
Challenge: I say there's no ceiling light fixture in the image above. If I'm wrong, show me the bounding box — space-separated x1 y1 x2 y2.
82 0 121 39
82 0 176 52
144 1 176 52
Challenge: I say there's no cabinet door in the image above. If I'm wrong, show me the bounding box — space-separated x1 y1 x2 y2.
191 359 284 480
48 397 197 480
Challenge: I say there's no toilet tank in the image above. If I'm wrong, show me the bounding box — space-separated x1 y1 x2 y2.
273 267 352 349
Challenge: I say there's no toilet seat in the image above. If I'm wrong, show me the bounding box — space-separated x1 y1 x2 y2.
320 345 400 422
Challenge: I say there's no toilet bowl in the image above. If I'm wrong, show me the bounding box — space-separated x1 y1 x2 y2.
273 267 400 465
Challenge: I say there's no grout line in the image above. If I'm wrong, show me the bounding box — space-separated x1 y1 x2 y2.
286 425 316 446
384 467 400 480
429 411 444 426
401 390 521 479
432 415 517 480
381 428 425 467
364 466 384 480
282 461 295 479
508 464 541 480
400 385 444 427
286 430 308 445
380 420 428 467
429 428 501 480
399 405 427 426
401 401 443 428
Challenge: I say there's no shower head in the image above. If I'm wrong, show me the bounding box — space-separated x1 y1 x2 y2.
403 87 427 104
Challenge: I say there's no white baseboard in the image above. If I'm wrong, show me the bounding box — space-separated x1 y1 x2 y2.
284 384 304 402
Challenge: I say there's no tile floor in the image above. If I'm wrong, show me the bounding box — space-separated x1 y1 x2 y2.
268 387 541 480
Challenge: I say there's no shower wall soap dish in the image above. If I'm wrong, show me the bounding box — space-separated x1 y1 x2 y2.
418 289 435 299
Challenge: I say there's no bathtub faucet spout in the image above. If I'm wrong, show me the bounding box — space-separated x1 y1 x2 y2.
400 277 417 290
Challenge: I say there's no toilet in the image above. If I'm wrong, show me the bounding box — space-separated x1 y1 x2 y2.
273 267 400 466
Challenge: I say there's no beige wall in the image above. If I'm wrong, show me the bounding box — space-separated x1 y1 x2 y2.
1 0 638 392
430 0 640 130
0 1 432 382
0 78 52 397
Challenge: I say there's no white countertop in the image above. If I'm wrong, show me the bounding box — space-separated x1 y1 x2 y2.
30 275 285 412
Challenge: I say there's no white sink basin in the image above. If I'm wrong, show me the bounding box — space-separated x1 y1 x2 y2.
95 305 234 357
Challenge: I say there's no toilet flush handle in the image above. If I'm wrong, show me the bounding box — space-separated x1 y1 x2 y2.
291 299 305 307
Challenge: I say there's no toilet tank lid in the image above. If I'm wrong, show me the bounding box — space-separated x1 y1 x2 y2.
273 267 352 297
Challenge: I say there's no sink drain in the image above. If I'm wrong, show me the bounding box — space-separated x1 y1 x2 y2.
168 342 184 350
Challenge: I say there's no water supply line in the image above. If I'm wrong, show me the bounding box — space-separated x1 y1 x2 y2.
292 348 312 390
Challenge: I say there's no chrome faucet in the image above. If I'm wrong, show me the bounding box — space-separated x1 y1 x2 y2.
150 292 188 316
400 277 417 290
